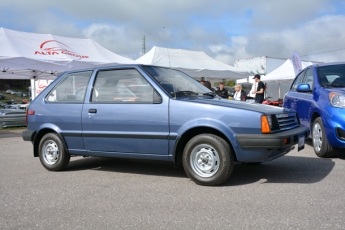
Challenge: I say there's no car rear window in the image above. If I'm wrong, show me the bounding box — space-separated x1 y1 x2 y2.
46 71 93 103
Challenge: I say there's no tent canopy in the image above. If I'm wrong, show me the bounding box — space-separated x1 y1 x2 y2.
261 59 313 83
136 46 247 80
0 27 135 79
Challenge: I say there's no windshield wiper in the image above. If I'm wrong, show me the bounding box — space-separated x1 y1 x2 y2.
331 83 345 87
175 91 198 95
202 92 216 97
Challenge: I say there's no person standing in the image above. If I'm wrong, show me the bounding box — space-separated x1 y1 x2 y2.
251 74 265 103
200 77 206 85
215 82 228 98
233 84 247 101
204 81 213 90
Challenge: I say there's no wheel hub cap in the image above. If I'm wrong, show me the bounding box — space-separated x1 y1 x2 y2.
190 145 220 178
313 123 322 152
42 141 59 165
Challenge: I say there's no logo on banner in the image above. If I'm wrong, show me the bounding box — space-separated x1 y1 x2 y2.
291 51 302 76
34 40 89 59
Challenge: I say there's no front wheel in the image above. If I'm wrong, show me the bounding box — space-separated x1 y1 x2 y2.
182 134 233 186
38 133 70 171
312 117 336 158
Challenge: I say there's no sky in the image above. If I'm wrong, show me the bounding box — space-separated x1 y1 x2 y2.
1 0 345 65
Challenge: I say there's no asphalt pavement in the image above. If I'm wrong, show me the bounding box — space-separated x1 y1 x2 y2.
1 129 345 229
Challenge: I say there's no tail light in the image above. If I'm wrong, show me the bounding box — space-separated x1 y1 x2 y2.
26 110 35 124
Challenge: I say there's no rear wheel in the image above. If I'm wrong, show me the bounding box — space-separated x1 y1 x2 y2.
312 117 336 158
182 134 233 186
38 133 70 171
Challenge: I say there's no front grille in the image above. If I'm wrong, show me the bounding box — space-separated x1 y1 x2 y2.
271 113 299 132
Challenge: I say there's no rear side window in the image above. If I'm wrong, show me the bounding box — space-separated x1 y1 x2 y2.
301 68 314 89
91 69 155 103
290 69 306 92
46 71 93 103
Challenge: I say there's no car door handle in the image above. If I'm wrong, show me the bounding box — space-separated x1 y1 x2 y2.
88 109 97 113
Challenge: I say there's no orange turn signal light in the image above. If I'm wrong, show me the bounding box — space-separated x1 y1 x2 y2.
284 138 289 145
261 116 271 134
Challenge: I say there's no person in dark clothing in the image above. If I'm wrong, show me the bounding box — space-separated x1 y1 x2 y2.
215 82 228 98
204 81 212 90
200 77 205 85
251 74 265 103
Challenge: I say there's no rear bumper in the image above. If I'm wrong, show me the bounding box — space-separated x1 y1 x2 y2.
236 126 310 150
22 129 35 142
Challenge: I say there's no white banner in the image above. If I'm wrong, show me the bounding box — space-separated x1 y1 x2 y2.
291 51 302 76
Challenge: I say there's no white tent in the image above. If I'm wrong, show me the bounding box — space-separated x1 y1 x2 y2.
0 27 135 80
261 59 313 83
260 59 313 99
136 46 247 80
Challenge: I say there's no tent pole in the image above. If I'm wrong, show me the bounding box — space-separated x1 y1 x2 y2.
278 82 281 99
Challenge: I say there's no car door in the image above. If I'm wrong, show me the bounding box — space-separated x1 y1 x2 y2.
284 69 306 111
294 68 315 127
81 67 169 156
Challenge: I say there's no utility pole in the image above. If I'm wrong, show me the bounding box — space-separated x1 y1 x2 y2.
142 35 146 56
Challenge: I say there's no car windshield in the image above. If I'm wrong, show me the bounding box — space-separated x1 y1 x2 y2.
143 66 214 98
318 64 345 88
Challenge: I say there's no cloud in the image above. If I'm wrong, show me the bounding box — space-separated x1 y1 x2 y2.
208 14 345 64
83 24 143 60
0 0 344 64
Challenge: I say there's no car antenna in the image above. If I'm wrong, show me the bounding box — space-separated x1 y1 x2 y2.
163 26 176 99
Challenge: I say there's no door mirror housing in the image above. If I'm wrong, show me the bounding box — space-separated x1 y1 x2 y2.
296 84 312 93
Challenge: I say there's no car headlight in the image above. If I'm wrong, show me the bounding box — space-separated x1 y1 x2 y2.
329 92 345 108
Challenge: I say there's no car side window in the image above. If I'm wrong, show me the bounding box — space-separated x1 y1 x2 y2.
301 68 314 89
290 69 306 92
46 71 93 103
91 69 155 103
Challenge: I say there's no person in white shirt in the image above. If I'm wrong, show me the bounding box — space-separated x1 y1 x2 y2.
233 84 247 101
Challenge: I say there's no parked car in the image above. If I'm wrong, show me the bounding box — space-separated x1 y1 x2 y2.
0 94 5 100
283 62 345 157
7 104 21 109
19 104 29 111
0 109 26 129
6 89 13 94
6 100 17 105
22 65 309 186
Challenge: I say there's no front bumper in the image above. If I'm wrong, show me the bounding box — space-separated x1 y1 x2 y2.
236 126 309 150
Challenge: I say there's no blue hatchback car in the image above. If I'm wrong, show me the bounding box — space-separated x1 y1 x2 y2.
284 62 345 157
22 65 309 186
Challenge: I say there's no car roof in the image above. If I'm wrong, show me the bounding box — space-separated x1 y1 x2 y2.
59 64 180 75
313 62 345 68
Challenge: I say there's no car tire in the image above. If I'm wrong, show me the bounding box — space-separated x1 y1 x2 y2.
182 134 233 186
312 117 336 158
38 133 70 171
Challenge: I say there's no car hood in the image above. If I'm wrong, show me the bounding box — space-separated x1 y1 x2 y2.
183 98 292 115
323 87 345 94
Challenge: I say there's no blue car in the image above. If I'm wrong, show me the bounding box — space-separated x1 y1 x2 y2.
283 62 345 157
22 65 308 186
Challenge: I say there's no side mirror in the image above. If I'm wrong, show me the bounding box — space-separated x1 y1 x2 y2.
296 83 312 92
